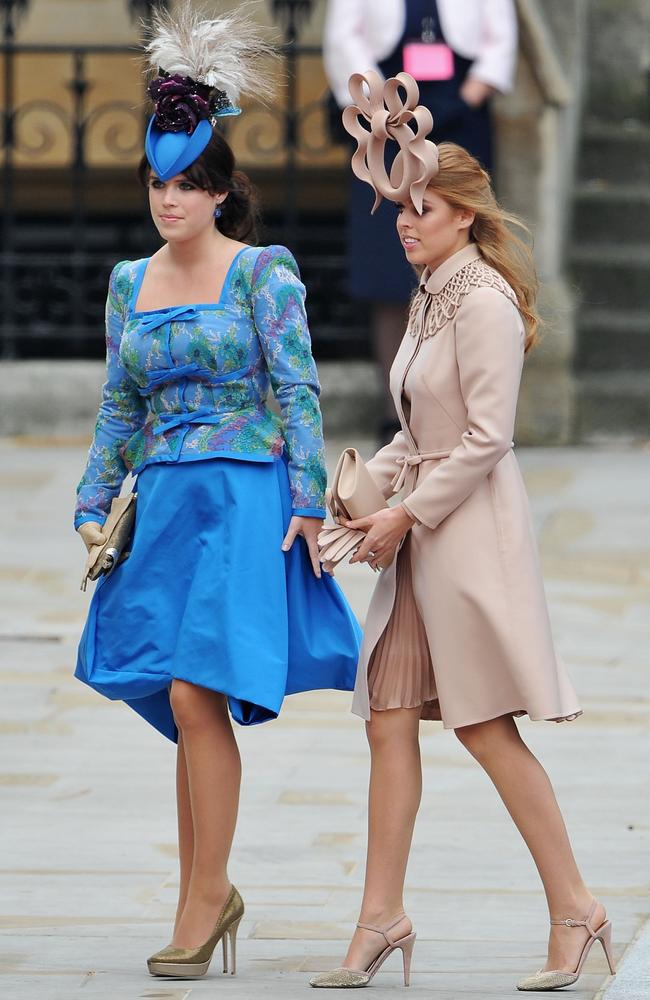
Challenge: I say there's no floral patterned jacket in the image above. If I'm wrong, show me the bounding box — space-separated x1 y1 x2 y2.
75 245 327 528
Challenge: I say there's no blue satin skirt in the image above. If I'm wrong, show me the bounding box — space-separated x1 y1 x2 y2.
75 457 361 741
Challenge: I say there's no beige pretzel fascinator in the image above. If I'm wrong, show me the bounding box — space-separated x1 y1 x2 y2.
342 70 439 214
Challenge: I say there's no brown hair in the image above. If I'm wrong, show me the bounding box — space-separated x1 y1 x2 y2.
138 129 260 244
427 143 539 352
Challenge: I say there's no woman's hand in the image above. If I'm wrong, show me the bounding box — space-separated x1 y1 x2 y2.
282 515 324 578
344 506 415 570
459 78 495 108
77 521 107 553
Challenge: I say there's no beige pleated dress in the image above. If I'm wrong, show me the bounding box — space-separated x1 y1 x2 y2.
353 243 581 729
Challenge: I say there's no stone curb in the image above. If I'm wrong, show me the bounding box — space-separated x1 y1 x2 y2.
595 918 650 1000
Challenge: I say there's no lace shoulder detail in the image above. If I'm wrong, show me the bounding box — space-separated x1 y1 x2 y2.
408 258 520 339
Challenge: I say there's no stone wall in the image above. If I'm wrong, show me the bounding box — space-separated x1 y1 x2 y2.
492 0 587 444
585 0 650 120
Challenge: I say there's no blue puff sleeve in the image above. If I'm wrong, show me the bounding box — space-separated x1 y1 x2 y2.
250 246 327 517
74 261 146 528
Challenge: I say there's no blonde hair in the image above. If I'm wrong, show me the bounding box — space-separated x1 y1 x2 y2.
427 143 539 352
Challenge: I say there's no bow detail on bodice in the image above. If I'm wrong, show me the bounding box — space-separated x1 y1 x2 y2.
152 408 229 435
136 362 251 396
136 305 202 334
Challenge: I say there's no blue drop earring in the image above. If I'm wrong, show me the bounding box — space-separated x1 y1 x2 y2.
214 204 223 218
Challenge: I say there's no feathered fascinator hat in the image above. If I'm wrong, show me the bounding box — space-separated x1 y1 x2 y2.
343 70 439 214
144 1 276 181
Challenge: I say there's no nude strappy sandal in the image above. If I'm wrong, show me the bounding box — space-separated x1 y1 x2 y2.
309 913 416 988
517 900 615 991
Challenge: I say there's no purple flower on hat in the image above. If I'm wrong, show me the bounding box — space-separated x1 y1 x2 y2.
148 73 212 135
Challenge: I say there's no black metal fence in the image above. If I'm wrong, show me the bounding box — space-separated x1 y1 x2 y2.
0 0 368 359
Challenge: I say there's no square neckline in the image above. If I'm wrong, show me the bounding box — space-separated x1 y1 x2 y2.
129 245 250 317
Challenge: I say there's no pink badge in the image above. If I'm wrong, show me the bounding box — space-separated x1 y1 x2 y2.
403 42 454 82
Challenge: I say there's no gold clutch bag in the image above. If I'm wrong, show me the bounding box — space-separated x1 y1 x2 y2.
318 448 387 569
80 492 137 592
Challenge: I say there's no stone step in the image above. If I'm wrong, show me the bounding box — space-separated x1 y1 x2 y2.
573 183 650 243
575 309 650 371
4 359 646 444
576 371 650 440
570 244 650 311
0 360 383 438
579 122 650 185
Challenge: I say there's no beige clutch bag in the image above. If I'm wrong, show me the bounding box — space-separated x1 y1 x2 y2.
80 492 137 592
318 448 387 569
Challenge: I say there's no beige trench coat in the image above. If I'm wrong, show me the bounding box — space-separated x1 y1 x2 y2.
351 243 581 729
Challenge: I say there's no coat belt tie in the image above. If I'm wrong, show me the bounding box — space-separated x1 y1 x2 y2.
391 441 515 494
391 449 453 493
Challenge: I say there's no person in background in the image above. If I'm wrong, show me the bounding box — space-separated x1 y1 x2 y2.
323 0 517 443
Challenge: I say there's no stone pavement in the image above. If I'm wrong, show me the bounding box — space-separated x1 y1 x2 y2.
1 436 649 1000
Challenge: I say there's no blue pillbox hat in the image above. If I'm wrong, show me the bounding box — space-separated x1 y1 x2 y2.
144 115 213 180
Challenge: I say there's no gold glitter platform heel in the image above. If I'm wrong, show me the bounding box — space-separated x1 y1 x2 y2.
310 912 416 988
517 900 615 991
147 884 244 979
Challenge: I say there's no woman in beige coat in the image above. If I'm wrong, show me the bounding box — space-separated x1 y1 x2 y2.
311 72 615 993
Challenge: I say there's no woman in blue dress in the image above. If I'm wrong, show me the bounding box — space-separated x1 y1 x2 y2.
74 4 360 980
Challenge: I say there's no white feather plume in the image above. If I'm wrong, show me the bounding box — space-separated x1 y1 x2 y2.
145 1 278 104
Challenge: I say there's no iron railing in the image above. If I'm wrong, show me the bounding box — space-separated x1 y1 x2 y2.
0 0 367 359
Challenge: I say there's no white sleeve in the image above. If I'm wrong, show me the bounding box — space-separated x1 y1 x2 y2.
468 0 518 94
323 0 382 107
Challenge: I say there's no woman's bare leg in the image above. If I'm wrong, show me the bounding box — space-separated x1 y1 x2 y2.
173 733 194 935
169 680 241 949
455 714 605 972
343 706 422 970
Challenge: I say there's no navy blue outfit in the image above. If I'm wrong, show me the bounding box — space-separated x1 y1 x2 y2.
348 0 493 303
